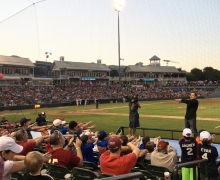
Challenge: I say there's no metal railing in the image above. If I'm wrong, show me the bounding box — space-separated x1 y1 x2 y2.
115 126 220 143
115 126 183 139
173 159 208 180
98 172 144 180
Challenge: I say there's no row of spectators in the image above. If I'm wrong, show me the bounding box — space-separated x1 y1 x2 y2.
164 80 220 87
0 115 219 180
0 84 215 107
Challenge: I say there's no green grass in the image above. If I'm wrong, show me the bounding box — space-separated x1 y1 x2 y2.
1 98 220 142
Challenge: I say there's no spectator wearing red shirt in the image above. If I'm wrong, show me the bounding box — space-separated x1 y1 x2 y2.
48 130 83 170
15 129 46 156
100 136 140 175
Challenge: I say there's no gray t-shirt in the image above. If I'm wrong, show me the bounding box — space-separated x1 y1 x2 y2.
3 160 13 180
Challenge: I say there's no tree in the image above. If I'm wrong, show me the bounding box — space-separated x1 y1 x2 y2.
110 70 119 77
203 67 219 81
190 68 204 80
186 73 197 81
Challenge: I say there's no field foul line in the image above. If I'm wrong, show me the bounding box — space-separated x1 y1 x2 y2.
73 112 220 122
102 103 159 110
0 112 30 116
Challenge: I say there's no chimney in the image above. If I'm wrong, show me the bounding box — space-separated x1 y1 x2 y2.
97 59 101 64
60 56 64 62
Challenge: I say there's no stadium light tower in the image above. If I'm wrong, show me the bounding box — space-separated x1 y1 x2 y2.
113 0 125 84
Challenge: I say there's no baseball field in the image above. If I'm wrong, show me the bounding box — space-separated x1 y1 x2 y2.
1 98 220 142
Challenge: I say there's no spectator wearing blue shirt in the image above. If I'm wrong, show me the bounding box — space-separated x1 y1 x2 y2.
139 136 150 150
80 135 97 163
97 131 109 165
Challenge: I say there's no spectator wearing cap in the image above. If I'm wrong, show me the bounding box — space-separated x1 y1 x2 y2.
151 140 177 172
51 119 67 135
23 151 53 180
36 112 47 126
179 128 198 180
19 118 41 139
198 131 219 180
97 130 109 165
15 129 47 156
0 136 25 180
48 130 83 170
100 136 140 175
80 135 97 163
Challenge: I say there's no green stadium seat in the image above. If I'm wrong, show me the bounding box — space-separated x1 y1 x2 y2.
47 164 71 180
98 173 113 178
132 168 157 180
72 167 99 180
11 172 23 180
146 164 172 180
134 162 147 170
82 161 100 171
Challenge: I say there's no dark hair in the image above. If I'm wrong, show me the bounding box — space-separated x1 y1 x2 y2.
120 135 128 146
202 139 211 146
0 150 11 154
191 92 197 97
145 141 154 153
109 147 119 153
184 136 192 141
69 121 77 130
142 136 150 145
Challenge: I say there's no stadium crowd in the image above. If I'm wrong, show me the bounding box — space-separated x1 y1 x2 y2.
0 115 219 180
0 83 215 107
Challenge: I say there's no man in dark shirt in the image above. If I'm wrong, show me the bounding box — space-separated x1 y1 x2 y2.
175 92 199 136
36 112 46 126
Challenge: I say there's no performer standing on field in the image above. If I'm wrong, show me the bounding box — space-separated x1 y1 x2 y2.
175 92 199 136
129 95 141 136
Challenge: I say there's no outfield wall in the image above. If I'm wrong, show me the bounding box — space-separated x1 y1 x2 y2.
0 96 205 111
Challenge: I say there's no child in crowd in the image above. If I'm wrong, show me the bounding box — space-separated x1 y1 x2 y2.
80 135 97 163
198 131 219 180
179 128 198 180
97 131 109 165
23 151 53 180
145 141 154 160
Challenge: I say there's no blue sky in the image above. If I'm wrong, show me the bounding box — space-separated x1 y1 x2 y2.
0 0 220 72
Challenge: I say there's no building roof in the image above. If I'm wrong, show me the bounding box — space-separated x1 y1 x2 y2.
52 61 111 71
0 55 35 67
125 65 181 73
108 65 127 71
149 55 161 61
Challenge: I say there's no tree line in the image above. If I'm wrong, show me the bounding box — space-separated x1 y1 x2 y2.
185 67 220 81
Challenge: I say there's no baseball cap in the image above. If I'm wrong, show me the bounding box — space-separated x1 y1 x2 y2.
200 131 211 141
98 130 108 140
20 118 31 126
0 136 23 153
53 119 66 126
108 136 122 149
182 128 192 137
157 140 168 150
80 135 89 144
198 129 206 137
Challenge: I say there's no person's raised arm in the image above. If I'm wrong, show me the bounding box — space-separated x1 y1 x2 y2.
73 138 83 167
7 161 25 175
127 142 140 159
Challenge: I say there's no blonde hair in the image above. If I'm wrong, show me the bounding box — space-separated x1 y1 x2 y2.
24 151 44 174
